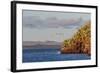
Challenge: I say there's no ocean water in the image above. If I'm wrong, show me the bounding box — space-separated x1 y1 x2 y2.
23 48 91 63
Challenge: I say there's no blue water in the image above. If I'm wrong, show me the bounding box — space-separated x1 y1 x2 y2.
23 48 91 63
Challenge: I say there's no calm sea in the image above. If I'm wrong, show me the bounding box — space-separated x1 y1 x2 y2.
23 48 91 63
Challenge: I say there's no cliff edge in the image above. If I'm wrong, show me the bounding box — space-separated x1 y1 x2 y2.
61 21 91 56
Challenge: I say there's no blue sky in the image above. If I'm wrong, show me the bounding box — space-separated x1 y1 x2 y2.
22 10 90 42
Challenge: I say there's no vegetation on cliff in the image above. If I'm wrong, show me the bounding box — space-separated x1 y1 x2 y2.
61 21 91 55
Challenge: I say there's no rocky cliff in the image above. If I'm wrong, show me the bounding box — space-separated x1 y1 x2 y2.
61 21 91 55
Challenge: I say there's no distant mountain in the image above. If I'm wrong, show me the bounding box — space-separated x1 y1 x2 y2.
23 41 62 49
23 41 61 46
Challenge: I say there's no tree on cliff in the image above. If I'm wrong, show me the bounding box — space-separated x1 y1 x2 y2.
61 21 91 55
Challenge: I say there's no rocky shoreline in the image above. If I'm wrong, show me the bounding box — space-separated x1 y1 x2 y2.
61 21 91 56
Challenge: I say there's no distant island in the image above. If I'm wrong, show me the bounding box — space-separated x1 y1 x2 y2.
23 41 62 49
61 21 91 56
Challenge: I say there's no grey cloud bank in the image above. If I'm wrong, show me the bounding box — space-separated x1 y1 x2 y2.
23 10 90 29
22 10 90 42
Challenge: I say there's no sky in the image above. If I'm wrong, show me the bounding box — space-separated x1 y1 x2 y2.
22 10 91 42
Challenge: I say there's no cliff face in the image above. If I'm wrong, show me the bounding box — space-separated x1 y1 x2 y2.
61 21 91 55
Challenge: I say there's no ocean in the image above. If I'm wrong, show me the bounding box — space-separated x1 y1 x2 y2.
23 48 90 63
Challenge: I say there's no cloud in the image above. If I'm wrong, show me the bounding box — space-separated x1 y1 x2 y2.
23 16 83 29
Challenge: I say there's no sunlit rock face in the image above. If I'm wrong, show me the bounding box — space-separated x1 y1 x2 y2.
61 21 91 56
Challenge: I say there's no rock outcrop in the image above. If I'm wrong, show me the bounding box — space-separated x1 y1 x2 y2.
61 21 91 56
